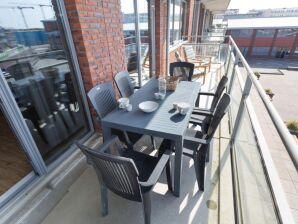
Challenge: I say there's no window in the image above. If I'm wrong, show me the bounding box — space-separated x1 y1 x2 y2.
256 29 275 37
277 28 298 38
0 0 90 165
252 47 270 56
239 47 249 56
121 0 152 85
271 47 291 57
169 0 187 45
230 29 253 38
294 47 298 56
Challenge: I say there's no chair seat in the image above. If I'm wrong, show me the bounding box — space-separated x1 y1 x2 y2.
121 150 159 185
193 68 205 76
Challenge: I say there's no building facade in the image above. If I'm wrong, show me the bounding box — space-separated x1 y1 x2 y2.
226 17 298 59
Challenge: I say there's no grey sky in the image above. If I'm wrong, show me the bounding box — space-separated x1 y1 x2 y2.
0 0 54 29
228 0 298 12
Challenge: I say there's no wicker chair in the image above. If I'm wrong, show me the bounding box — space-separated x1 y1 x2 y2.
183 45 211 73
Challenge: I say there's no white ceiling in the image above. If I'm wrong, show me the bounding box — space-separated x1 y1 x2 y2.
201 0 231 13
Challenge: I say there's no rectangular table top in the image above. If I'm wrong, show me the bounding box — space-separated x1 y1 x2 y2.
102 78 200 139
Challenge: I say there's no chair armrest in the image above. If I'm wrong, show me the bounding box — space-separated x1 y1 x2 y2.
91 136 120 153
134 86 141 89
184 136 210 145
139 150 171 187
75 135 120 154
198 91 215 96
192 109 213 116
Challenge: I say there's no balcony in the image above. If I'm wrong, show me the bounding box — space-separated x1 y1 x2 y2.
1 36 294 224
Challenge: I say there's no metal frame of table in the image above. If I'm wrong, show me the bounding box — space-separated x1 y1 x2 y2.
101 78 200 215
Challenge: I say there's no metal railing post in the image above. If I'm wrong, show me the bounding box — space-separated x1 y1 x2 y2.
227 54 240 94
230 75 252 142
224 45 233 72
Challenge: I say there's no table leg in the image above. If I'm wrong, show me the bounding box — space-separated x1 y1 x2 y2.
100 125 112 216
173 137 183 197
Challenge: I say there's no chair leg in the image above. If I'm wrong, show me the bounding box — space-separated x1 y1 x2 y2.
205 145 210 163
142 192 151 224
193 147 207 191
100 185 108 216
166 160 172 192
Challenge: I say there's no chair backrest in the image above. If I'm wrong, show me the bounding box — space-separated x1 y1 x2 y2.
183 45 196 60
114 71 135 97
175 51 183 62
64 72 77 103
206 93 231 139
7 62 33 80
76 141 142 202
210 76 228 111
87 82 117 119
169 62 194 81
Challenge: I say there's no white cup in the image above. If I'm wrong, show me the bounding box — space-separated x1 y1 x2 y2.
154 92 160 100
118 98 129 109
177 102 190 115
173 102 179 110
159 93 166 100
126 104 132 112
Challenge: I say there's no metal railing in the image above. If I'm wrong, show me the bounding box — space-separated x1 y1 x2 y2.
180 35 298 223
224 35 296 223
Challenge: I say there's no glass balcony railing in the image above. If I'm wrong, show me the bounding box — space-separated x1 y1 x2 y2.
181 36 297 223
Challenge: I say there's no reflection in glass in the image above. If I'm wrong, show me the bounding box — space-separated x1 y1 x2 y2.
0 0 89 164
0 107 33 196
138 0 150 80
121 0 139 86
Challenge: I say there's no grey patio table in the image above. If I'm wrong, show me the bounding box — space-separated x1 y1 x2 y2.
101 78 200 215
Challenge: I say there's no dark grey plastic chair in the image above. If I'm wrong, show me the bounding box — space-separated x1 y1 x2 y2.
169 62 194 81
113 71 139 97
159 94 230 191
87 82 142 145
183 93 231 191
190 75 228 132
76 136 172 224
113 73 156 148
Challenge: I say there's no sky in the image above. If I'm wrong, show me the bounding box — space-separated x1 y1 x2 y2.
228 0 298 13
0 0 54 29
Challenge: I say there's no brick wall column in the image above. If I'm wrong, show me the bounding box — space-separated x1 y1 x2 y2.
289 31 298 57
64 0 126 127
269 29 278 57
154 0 168 77
197 3 205 41
64 0 126 90
247 29 257 58
185 0 195 41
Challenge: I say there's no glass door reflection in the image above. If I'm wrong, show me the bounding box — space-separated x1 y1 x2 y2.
0 0 90 164
0 107 33 196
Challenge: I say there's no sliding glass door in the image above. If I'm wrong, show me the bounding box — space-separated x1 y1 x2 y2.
0 0 92 204
0 106 33 197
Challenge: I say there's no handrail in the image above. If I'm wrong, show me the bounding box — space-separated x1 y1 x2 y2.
228 36 298 171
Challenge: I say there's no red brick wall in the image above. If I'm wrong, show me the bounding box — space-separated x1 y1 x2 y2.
64 0 126 92
185 0 194 41
155 0 168 77
64 0 126 128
